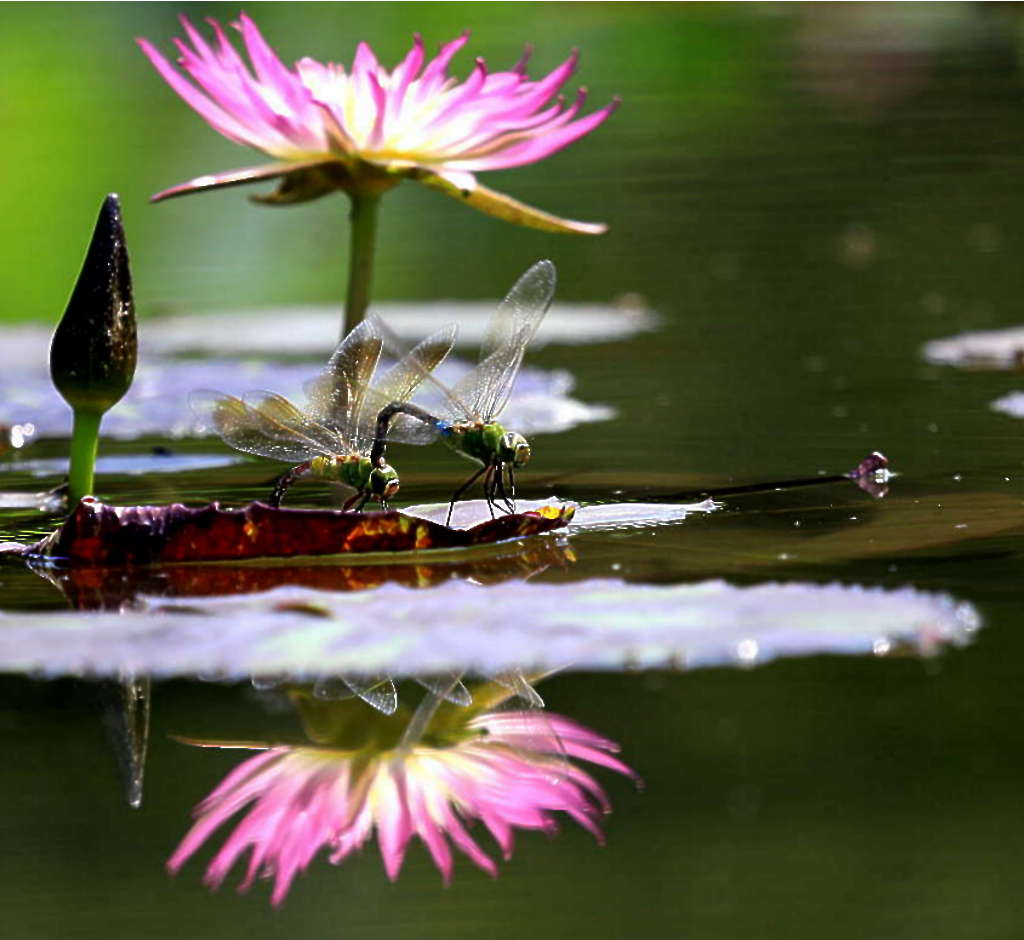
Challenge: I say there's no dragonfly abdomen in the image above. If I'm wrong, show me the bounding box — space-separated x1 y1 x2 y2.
310 454 367 488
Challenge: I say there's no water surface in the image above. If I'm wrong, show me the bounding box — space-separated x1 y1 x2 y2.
2 4 1024 938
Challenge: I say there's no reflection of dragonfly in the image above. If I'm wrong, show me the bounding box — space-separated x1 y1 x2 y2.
192 318 455 509
371 261 557 524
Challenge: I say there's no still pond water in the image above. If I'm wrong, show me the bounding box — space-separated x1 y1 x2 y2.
2 4 1024 938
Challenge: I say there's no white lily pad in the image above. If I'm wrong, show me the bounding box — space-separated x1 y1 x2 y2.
0 353 608 441
990 392 1024 419
923 326 1024 370
0 578 977 679
404 498 720 531
0 453 241 478
142 300 657 357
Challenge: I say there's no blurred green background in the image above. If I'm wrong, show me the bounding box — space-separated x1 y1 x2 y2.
6 3 1024 939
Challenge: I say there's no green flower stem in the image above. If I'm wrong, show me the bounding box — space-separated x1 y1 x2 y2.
343 189 382 337
67 408 102 505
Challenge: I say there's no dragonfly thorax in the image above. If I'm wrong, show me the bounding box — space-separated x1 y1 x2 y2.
451 422 531 468
309 454 399 501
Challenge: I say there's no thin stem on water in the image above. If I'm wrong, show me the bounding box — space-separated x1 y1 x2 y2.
67 408 102 505
343 189 382 338
398 674 464 752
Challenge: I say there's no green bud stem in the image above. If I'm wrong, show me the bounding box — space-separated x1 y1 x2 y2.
67 408 102 505
343 189 381 338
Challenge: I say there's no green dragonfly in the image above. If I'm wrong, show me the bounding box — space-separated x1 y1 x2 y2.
370 260 557 524
191 317 455 509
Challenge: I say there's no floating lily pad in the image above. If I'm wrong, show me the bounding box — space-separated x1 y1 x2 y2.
0 353 609 441
0 453 241 478
12 498 574 566
923 326 1024 370
990 392 1024 419
139 300 658 357
0 578 978 679
405 497 719 531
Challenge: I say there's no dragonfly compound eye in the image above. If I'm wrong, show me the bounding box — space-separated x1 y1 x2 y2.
370 464 400 498
501 431 531 467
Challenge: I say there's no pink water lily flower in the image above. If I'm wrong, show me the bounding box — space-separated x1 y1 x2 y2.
138 15 618 235
169 710 637 906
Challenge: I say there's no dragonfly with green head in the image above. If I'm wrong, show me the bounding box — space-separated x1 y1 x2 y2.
370 260 557 524
191 317 455 509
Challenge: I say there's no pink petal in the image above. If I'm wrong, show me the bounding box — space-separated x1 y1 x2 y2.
150 160 324 203
419 32 471 88
374 766 414 881
237 14 295 91
449 97 619 172
136 38 251 144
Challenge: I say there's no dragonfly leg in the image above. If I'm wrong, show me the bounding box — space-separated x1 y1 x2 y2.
445 464 488 527
343 490 370 512
269 461 312 507
483 464 497 519
494 462 515 515
506 464 517 513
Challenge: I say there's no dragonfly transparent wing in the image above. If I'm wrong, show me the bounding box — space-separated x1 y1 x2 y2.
190 390 321 463
454 260 556 420
480 260 556 363
304 318 384 440
414 673 474 707
372 315 477 423
241 391 348 456
354 320 458 452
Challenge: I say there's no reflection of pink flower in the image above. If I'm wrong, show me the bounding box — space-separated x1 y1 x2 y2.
138 15 617 232
169 711 636 906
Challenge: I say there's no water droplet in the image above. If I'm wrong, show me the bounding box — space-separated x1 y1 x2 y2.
927 422 940 433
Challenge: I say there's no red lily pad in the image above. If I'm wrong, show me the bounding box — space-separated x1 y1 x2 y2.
19 498 575 567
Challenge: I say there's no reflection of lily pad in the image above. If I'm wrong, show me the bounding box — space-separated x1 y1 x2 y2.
0 578 977 679
14 498 575 566
32 537 575 610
